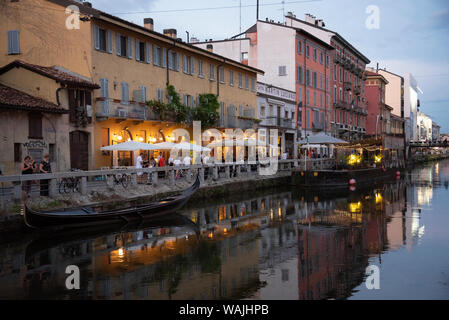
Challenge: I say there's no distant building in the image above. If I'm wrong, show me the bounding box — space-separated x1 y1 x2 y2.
257 82 297 158
432 122 440 141
417 112 432 141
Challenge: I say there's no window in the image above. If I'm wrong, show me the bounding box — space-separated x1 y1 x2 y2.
297 66 303 83
156 88 164 102
94 26 112 53
99 28 106 51
153 45 163 66
28 112 42 139
334 64 337 81
229 70 234 86
279 66 287 76
116 33 127 57
135 39 146 62
306 69 310 86
183 55 190 74
306 90 310 105
219 67 225 83
68 89 92 123
306 45 310 57
198 60 203 77
245 75 249 90
209 64 215 80
313 92 317 106
238 73 243 88
297 41 302 54
14 143 21 162
320 52 324 64
168 51 177 70
320 74 323 89
7 30 20 55
189 57 195 75
312 72 317 88
101 128 110 147
313 48 317 61
251 77 255 92
121 82 129 104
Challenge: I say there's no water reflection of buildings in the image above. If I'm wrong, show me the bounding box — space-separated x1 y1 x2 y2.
2 161 445 300
294 183 406 300
0 192 293 300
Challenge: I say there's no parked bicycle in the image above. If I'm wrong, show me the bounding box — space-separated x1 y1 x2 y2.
110 173 131 188
59 169 81 194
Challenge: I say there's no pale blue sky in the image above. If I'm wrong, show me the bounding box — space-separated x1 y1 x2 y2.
90 0 449 131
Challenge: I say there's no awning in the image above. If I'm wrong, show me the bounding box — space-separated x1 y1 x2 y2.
101 140 159 151
298 132 348 145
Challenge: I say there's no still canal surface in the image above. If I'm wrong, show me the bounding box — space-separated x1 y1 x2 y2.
1 160 448 300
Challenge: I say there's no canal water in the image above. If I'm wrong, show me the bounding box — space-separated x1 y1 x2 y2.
0 160 448 300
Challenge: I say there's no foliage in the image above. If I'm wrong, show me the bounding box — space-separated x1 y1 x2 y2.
146 85 220 128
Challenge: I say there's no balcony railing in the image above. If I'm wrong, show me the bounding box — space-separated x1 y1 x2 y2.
95 99 178 122
262 117 295 129
219 115 258 130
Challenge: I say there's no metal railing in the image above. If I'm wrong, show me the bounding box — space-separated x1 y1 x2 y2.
0 159 322 204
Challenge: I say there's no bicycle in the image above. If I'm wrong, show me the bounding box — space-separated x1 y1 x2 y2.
59 176 80 194
111 173 131 188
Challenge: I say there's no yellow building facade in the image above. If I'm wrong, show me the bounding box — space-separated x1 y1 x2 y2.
1 0 262 170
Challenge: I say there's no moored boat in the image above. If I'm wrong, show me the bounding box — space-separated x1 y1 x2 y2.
24 176 200 229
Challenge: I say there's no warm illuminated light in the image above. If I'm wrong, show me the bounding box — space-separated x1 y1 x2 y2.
118 248 124 257
117 135 123 141
150 137 157 143
348 154 361 166
208 232 214 239
374 154 382 164
278 207 282 217
375 192 383 204
349 201 362 213
139 137 144 142
223 228 228 234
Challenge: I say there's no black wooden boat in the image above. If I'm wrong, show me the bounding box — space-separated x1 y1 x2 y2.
24 176 200 229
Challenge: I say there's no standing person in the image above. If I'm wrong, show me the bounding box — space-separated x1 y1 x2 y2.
147 157 156 185
21 156 34 201
39 154 52 196
136 152 144 183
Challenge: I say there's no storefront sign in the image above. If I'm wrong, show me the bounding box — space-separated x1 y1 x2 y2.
23 140 48 149
257 83 296 102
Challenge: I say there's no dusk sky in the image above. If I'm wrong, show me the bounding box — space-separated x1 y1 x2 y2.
90 0 449 132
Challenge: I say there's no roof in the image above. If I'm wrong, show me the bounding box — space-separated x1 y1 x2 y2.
0 60 99 89
365 70 389 84
0 83 68 114
46 0 264 75
284 15 370 64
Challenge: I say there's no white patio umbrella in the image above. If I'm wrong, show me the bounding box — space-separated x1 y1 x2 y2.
154 141 176 149
297 132 348 145
173 142 211 152
207 138 277 149
100 140 159 151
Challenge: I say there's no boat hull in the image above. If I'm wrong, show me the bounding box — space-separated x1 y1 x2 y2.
292 167 400 188
24 177 200 230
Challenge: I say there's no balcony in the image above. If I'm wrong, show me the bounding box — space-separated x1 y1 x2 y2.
95 99 176 122
218 115 258 130
262 116 295 129
344 82 352 91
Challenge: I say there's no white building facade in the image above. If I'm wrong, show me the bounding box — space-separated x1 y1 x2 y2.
257 82 297 158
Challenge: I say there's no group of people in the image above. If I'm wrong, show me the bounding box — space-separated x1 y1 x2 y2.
21 154 52 201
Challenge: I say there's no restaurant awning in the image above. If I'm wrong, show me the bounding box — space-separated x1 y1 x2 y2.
100 140 159 151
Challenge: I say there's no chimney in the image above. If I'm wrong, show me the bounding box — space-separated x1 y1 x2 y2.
287 11 294 17
305 13 316 25
190 37 199 43
83 2 92 7
144 18 154 31
206 44 213 52
163 28 177 38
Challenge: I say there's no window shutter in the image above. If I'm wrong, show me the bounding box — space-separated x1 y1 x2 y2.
162 48 166 67
140 85 147 102
107 30 113 53
146 43 151 63
116 33 121 56
153 46 158 66
68 89 76 123
176 53 180 71
121 82 127 104
135 39 140 61
128 37 133 59
190 57 195 75
7 30 20 54
93 25 100 50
